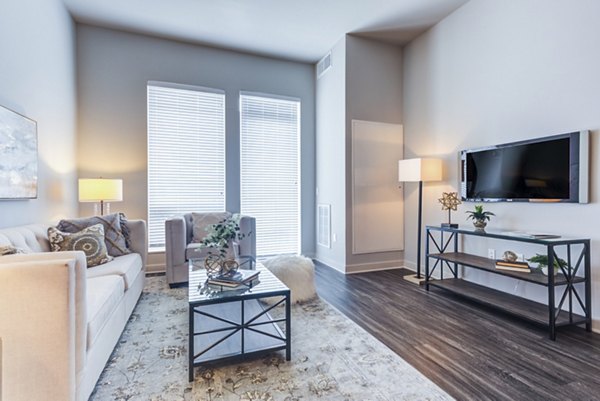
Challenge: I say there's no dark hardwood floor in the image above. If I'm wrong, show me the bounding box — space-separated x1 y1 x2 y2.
314 263 600 401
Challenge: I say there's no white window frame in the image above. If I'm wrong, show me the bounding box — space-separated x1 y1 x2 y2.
239 91 301 257
147 81 226 251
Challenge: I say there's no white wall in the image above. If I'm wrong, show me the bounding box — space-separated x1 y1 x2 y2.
315 37 347 271
76 25 316 269
345 35 403 272
0 0 77 227
403 0 600 327
315 35 404 273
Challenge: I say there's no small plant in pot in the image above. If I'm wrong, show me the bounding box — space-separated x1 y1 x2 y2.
201 214 250 259
466 205 495 230
527 254 567 276
200 214 251 276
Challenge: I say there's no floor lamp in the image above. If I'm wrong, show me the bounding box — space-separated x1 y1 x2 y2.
398 158 442 285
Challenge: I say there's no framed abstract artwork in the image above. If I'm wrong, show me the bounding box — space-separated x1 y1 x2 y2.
0 105 38 199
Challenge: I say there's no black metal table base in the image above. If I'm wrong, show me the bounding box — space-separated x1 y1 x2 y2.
188 293 291 382
425 226 591 341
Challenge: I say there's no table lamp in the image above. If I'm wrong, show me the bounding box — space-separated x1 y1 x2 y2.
398 158 442 285
78 178 123 216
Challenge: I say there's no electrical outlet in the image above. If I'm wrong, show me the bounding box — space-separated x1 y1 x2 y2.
332 233 337 242
488 249 496 259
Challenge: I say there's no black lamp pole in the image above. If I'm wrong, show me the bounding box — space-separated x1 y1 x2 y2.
416 180 423 278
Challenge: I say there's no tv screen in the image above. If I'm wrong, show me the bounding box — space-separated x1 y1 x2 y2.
461 131 588 203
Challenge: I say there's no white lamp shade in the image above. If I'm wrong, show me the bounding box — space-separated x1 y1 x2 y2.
78 178 123 202
398 158 442 182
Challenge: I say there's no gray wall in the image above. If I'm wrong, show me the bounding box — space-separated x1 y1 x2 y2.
345 35 403 272
0 0 77 227
315 37 347 271
76 25 316 268
403 1 600 328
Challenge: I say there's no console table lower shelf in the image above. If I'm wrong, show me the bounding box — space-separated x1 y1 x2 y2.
425 226 592 340
428 278 587 327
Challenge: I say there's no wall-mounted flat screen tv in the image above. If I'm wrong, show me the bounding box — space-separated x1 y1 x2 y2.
460 131 589 203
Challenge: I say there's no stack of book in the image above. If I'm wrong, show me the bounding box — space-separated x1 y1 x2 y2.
495 259 531 273
207 269 260 291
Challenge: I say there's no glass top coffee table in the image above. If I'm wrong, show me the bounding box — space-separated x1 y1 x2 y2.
188 259 291 382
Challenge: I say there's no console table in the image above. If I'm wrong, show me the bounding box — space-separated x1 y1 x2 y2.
425 226 591 340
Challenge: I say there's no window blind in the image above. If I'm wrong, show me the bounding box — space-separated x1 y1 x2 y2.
147 82 226 250
240 92 301 256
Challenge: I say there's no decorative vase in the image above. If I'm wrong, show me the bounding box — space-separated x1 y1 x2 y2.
541 266 559 276
473 218 487 230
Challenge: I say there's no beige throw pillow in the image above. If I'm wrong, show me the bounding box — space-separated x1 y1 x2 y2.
48 224 113 267
191 212 232 243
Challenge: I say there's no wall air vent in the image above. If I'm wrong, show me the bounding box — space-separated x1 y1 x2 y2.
317 52 332 79
317 204 331 248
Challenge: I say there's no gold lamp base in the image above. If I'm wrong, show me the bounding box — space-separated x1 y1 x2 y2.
403 274 427 285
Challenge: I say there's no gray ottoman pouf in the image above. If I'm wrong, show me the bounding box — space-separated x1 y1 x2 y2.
263 255 317 304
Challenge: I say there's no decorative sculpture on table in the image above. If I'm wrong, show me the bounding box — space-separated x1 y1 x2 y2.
204 255 239 278
439 192 461 228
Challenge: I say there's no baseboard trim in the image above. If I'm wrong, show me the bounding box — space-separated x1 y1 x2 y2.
346 260 404 274
147 262 166 274
313 256 345 273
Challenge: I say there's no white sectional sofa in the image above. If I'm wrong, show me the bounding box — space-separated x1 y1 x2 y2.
0 220 147 401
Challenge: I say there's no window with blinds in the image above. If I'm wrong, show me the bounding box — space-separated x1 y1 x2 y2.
147 82 226 250
240 92 301 256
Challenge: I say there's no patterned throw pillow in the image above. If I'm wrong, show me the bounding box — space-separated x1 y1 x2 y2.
57 213 130 257
0 245 26 256
48 224 113 267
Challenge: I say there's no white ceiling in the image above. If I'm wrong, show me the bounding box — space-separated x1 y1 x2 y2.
63 0 468 63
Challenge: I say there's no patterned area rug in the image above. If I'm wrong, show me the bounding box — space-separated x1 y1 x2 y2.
90 277 453 401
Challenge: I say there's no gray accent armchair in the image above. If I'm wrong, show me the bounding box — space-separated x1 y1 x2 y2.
165 213 256 287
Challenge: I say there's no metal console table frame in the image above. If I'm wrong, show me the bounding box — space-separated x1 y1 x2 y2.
425 226 591 340
188 262 291 381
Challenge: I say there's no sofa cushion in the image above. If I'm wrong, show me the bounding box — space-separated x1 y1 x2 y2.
86 253 142 290
57 213 131 257
185 243 211 261
86 275 125 349
48 224 113 267
185 242 239 261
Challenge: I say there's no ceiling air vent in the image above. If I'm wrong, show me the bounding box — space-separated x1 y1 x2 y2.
317 52 332 79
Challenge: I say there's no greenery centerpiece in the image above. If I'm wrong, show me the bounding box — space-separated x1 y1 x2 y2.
527 254 567 276
200 214 250 276
466 205 495 230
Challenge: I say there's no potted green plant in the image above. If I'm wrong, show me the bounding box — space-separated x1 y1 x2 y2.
527 254 567 276
466 205 495 230
201 214 249 259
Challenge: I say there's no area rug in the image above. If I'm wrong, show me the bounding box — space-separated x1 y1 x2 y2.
90 276 453 401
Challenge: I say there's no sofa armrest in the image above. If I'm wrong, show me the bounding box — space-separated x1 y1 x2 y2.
0 254 87 401
165 216 187 271
125 219 147 269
